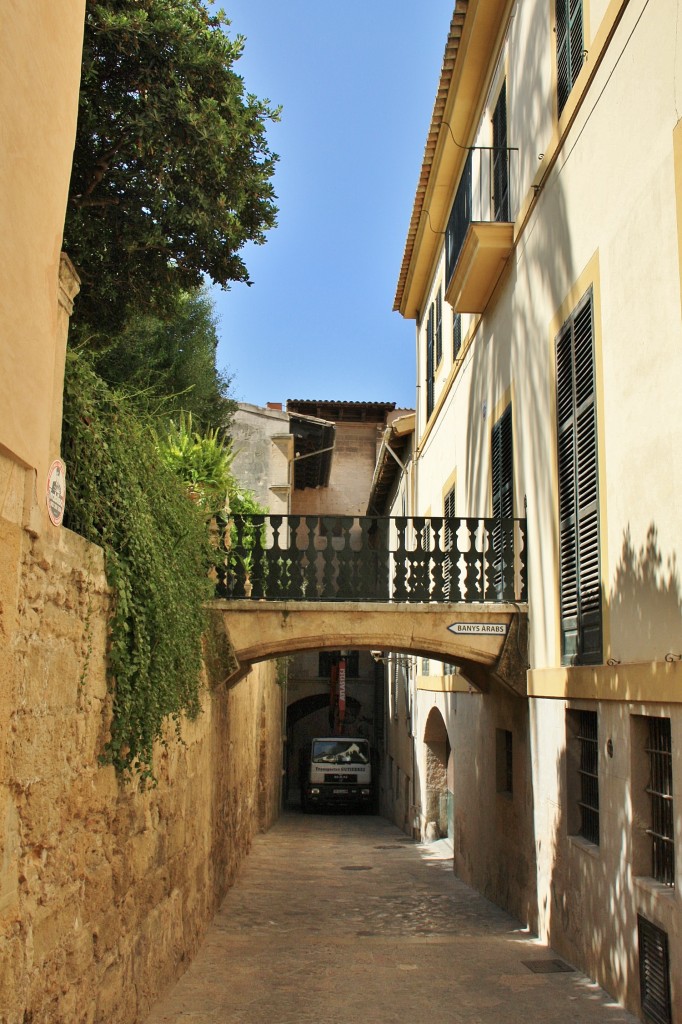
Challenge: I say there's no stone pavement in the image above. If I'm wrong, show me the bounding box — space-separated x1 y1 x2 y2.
144 812 637 1024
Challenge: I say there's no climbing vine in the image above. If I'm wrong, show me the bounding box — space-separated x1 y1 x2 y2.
62 350 213 781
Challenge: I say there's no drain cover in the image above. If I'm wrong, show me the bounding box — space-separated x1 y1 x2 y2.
341 865 373 871
522 959 575 974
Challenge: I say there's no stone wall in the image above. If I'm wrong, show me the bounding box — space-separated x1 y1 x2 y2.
0 519 282 1024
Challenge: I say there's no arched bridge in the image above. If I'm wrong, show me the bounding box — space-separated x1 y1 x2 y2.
212 514 529 696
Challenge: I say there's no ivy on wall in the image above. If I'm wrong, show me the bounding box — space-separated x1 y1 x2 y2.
62 350 213 781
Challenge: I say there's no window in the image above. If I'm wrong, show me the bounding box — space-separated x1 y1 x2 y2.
492 82 509 222
426 305 435 419
453 312 462 360
646 718 674 886
435 288 443 366
567 709 599 844
496 729 513 795
491 404 513 598
555 0 584 116
556 289 602 665
421 658 430 675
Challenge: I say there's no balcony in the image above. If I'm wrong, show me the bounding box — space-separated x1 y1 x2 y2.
216 514 528 605
444 146 516 313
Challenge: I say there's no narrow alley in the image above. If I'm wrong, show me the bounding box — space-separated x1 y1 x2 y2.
145 813 637 1024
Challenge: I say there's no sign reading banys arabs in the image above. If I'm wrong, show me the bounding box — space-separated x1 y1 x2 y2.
46 459 66 526
448 622 508 636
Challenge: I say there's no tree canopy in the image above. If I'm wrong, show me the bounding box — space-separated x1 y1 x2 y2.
88 287 236 429
64 0 279 334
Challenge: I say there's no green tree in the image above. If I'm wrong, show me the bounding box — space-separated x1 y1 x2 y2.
64 0 279 334
89 287 237 429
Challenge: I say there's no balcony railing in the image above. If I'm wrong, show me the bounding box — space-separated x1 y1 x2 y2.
215 515 527 604
445 146 517 288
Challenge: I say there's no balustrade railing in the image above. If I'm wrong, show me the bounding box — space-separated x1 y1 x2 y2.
445 146 517 286
215 515 527 604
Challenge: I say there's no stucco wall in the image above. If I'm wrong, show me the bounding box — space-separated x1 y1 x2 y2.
0 523 282 1024
0 1 85 489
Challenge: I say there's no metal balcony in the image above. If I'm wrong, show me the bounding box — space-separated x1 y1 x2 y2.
444 146 517 313
215 514 527 604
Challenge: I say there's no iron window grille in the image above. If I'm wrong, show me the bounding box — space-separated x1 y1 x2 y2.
638 915 673 1024
646 718 674 886
577 709 599 844
492 404 514 600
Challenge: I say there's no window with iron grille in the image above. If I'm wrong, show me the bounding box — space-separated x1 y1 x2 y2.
453 312 462 360
575 709 599 844
555 0 584 116
638 915 673 1024
556 289 602 665
646 718 674 886
492 82 510 222
426 305 435 420
492 404 513 599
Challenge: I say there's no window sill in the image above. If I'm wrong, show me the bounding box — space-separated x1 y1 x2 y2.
634 876 676 900
568 834 600 859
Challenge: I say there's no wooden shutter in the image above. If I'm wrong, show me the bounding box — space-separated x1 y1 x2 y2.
426 303 435 419
556 289 601 664
492 82 509 222
453 312 462 359
638 916 673 1024
492 404 513 598
556 0 584 116
435 288 443 366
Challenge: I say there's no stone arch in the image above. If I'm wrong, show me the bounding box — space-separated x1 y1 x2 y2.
423 707 451 840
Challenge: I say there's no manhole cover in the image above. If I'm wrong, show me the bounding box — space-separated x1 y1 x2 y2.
341 865 373 871
522 959 575 974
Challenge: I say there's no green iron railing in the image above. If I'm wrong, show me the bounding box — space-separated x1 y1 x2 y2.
215 515 527 604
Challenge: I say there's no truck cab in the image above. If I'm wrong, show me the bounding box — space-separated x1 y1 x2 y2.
301 737 373 812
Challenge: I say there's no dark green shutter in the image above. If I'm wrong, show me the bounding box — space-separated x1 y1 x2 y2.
492 82 509 222
426 304 435 419
556 0 584 116
453 312 462 359
435 288 443 367
492 404 513 598
556 289 601 664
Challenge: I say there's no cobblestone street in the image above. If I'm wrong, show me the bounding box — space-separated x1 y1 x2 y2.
145 813 637 1024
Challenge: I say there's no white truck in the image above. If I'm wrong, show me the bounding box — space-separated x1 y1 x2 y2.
300 737 373 812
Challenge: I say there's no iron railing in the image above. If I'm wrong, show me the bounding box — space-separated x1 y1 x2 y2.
215 514 527 604
445 146 517 287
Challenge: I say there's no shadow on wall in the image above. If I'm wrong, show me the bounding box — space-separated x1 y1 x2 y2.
542 523 682 1010
608 523 682 663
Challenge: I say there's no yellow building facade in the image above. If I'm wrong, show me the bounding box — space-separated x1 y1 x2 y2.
392 0 682 1018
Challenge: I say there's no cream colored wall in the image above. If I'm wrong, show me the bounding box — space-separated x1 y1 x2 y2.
0 2 85 501
407 0 682 1013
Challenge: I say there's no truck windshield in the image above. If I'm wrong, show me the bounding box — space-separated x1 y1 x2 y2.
311 740 369 765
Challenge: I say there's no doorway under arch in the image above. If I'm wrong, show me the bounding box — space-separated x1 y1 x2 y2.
423 707 452 840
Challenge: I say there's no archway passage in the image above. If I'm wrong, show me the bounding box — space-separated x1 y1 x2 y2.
423 707 452 840
285 693 364 808
215 599 528 697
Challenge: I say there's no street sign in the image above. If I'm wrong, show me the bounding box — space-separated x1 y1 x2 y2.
448 622 507 636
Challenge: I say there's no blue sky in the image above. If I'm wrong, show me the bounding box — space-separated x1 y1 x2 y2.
211 1 454 410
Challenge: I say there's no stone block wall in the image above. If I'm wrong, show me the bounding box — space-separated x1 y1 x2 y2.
0 518 282 1024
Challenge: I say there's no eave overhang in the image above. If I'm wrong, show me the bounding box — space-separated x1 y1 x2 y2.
288 413 336 490
394 0 515 320
367 412 415 516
